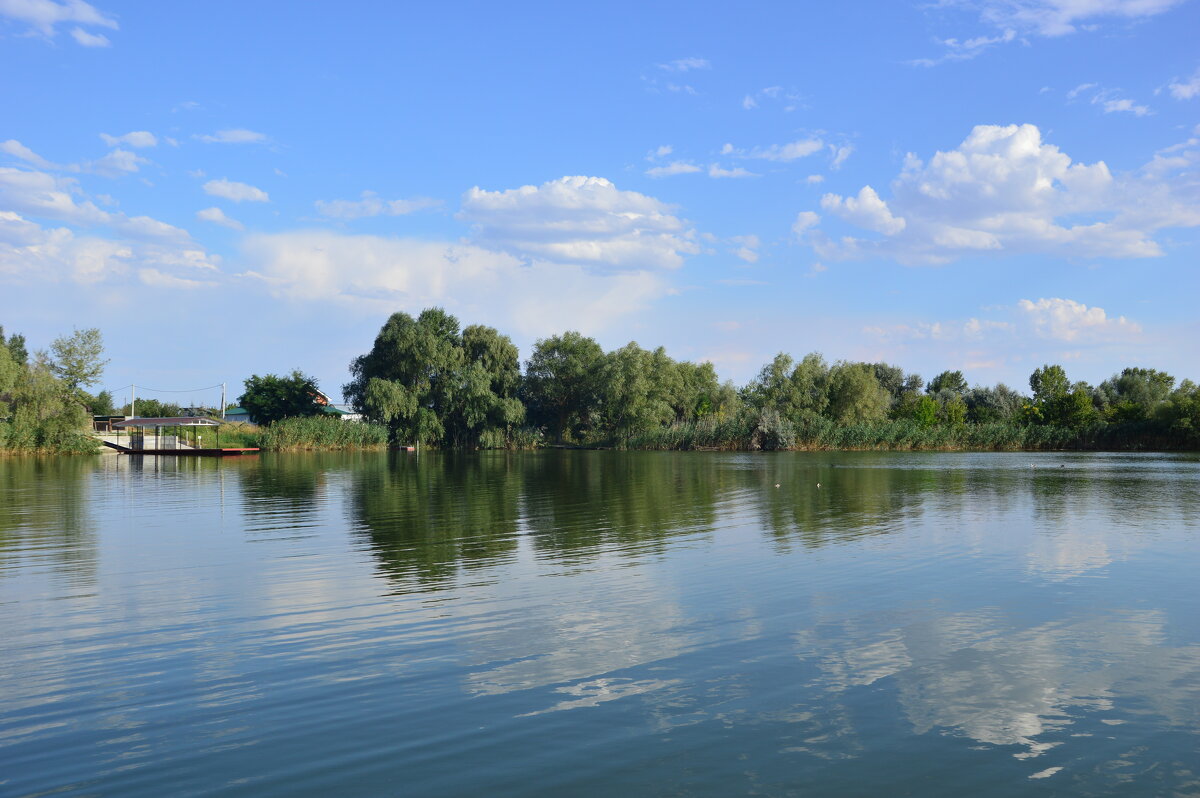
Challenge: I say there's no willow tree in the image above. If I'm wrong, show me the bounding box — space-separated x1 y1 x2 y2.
522 331 605 443
344 308 523 448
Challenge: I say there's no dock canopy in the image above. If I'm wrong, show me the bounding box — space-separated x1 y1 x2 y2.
113 417 221 428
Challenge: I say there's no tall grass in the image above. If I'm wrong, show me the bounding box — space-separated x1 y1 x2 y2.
619 416 1178 452
257 415 389 451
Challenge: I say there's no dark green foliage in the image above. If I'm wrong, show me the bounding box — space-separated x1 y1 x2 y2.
345 308 525 448
927 370 967 396
0 325 28 365
523 331 606 443
238 370 325 425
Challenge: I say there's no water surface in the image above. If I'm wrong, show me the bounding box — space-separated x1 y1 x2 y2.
2 451 1199 796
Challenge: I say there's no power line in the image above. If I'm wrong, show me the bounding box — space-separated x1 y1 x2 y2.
103 382 225 394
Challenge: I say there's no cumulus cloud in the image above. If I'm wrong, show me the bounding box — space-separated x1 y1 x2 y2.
1017 297 1140 341
314 190 441 219
0 0 117 40
241 231 670 336
459 176 698 270
0 163 221 288
0 167 109 225
821 186 906 235
0 210 218 286
803 123 1200 264
100 130 156 148
196 206 244 230
203 178 269 203
862 297 1144 378
1070 84 1152 115
195 129 267 144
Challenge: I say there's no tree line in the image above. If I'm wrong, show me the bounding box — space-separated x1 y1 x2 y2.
1 325 110 453
342 307 1200 451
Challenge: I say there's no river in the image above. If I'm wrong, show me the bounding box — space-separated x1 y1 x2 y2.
2 451 1199 796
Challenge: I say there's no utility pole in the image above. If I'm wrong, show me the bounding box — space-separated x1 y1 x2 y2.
220 383 226 420
131 384 136 418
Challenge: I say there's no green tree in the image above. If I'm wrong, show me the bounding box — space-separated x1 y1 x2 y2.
346 308 525 448
1029 364 1070 405
48 328 108 395
238 371 325 425
523 331 605 443
743 352 829 419
927 370 968 396
825 362 890 424
0 325 28 365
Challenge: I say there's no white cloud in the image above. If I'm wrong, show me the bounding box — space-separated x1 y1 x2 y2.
830 144 854 169
138 268 216 290
805 174 825 185
730 234 760 263
0 167 109 225
725 138 824 161
805 123 1200 264
195 129 267 144
1017 297 1140 341
203 178 269 203
821 186 906 235
241 231 670 337
708 164 758 178
459 176 698 271
88 148 147 176
0 210 218 286
114 215 191 242
911 28 1017 66
658 57 709 72
1167 67 1200 100
1067 82 1098 100
1 139 57 169
0 0 117 39
791 211 820 237
647 144 673 160
645 161 702 178
1097 96 1150 115
100 131 156 148
196 206 244 230
971 0 1185 37
314 191 441 219
741 86 804 111
69 25 107 46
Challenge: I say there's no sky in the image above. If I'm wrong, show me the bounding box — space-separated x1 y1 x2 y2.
1 0 1198 407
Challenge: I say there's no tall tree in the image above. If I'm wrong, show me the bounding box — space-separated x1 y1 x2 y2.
825 362 890 424
523 331 605 443
49 328 108 394
238 371 324 425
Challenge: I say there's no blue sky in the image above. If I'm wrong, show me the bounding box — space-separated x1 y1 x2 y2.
2 0 1198 406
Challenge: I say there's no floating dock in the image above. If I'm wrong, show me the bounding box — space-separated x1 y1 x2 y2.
102 417 260 457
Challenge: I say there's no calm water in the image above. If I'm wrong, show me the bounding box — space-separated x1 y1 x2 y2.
2 451 1199 797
